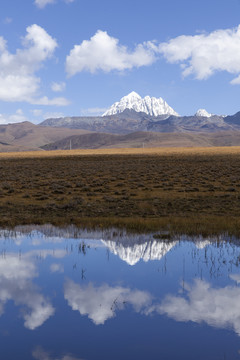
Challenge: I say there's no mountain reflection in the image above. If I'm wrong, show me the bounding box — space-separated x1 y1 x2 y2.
32 346 84 360
153 278 240 336
101 239 178 265
64 279 152 325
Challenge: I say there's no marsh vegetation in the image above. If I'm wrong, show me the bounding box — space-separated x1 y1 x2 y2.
1 147 240 236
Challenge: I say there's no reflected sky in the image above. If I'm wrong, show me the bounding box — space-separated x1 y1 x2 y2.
0 226 240 359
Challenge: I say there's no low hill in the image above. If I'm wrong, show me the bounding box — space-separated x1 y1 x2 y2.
41 131 240 150
0 121 93 151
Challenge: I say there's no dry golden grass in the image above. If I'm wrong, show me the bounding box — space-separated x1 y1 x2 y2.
1 145 240 158
1 146 240 236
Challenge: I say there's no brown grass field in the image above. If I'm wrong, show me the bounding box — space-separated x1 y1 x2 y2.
2 146 240 157
1 146 240 236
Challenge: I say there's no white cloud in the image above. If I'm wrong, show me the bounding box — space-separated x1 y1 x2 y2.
230 74 240 85
0 109 28 124
35 0 56 8
51 81 66 92
35 0 75 8
0 24 69 105
159 24 240 84
32 96 70 106
66 30 157 76
153 279 240 336
64 279 152 325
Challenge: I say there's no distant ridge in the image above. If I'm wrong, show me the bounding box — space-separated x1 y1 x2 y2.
40 108 237 134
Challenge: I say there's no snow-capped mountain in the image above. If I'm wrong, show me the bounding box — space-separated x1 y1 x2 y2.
102 239 178 266
195 109 213 118
103 91 179 117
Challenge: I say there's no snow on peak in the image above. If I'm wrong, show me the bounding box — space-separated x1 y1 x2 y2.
195 109 213 118
103 92 179 117
102 240 178 266
124 91 142 100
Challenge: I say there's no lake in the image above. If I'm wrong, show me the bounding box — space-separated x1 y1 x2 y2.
0 225 239 359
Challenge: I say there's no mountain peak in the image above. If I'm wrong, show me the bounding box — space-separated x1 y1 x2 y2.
103 92 179 117
124 91 141 99
195 109 213 118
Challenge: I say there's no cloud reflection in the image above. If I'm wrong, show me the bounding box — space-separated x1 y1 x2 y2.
153 278 240 336
50 263 64 273
64 279 152 325
0 253 55 330
32 346 84 360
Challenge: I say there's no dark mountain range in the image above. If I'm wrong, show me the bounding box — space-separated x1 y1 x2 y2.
224 111 240 125
41 131 240 150
1 109 240 152
40 109 170 134
40 109 240 134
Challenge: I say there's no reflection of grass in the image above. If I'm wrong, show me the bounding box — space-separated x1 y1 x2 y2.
1 148 240 236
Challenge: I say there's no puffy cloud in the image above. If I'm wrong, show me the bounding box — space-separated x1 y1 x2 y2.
153 279 240 336
159 25 240 84
66 30 157 76
51 81 66 92
0 24 69 105
64 279 152 325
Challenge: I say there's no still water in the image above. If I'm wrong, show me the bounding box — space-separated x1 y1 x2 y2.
0 225 240 359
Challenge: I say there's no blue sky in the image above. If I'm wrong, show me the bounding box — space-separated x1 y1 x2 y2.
0 0 240 124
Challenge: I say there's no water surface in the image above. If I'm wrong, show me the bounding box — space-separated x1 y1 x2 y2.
0 226 240 359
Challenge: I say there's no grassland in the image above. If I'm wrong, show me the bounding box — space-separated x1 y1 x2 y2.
1 146 240 236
